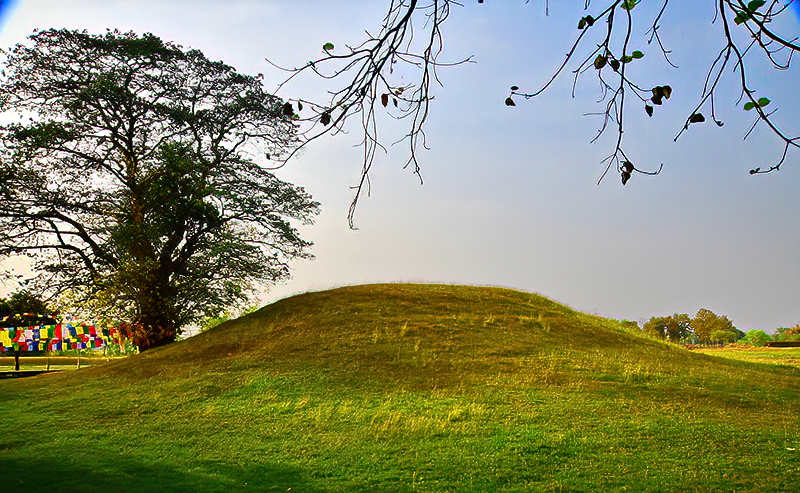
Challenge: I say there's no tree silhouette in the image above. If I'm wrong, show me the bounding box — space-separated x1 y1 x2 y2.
272 0 799 226
0 29 319 350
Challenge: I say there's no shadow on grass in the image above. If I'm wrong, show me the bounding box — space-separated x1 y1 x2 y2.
0 454 323 493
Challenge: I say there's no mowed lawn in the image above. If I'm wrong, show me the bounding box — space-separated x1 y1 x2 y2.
1 284 799 492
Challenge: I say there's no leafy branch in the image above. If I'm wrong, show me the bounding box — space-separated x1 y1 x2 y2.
273 0 800 223
267 0 472 228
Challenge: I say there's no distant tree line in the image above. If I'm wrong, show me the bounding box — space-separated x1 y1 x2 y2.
736 326 800 347
771 326 800 344
640 309 800 347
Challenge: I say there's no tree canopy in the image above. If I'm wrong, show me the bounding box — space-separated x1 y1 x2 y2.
691 308 739 344
740 329 772 346
0 290 50 320
0 29 319 350
775 325 800 341
271 1 800 226
642 313 692 343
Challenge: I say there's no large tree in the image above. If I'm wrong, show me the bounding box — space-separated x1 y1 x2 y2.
691 308 738 344
270 1 800 226
0 29 319 350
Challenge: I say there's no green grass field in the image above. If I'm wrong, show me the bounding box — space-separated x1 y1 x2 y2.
0 355 118 371
696 346 800 368
1 284 799 492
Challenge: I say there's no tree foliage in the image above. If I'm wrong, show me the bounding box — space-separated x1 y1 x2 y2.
740 329 772 346
273 1 800 225
0 290 50 319
690 308 738 344
775 324 800 342
0 29 320 350
642 313 691 343
643 308 741 345
709 329 739 345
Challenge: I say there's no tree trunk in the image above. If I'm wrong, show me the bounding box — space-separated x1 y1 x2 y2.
132 310 177 351
131 318 176 351
132 273 178 351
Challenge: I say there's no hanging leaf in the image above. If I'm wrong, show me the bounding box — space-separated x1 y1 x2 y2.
578 16 595 30
282 102 294 117
734 11 750 24
610 59 620 71
621 170 632 185
650 85 672 105
620 0 639 10
381 93 389 107
322 42 335 52
297 102 303 112
645 104 654 117
689 113 705 123
622 161 634 173
594 54 607 69
505 97 516 106
320 111 331 126
393 98 398 107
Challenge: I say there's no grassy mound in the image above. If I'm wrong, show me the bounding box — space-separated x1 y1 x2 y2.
1 284 799 492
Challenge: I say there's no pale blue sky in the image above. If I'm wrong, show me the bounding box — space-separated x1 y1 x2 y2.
0 1 798 332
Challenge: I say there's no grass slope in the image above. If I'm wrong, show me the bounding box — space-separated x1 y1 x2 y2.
1 283 799 492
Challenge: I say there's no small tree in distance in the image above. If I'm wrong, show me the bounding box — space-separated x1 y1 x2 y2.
691 308 738 345
740 329 772 347
642 313 691 344
710 329 739 346
775 325 800 342
0 29 320 351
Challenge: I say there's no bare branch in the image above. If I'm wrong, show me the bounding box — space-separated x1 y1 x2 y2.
268 0 472 228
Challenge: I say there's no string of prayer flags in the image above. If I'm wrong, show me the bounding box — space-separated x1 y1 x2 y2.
0 323 122 353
